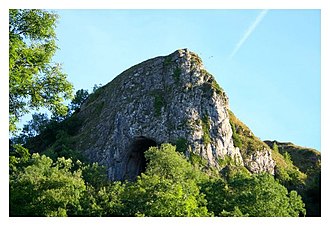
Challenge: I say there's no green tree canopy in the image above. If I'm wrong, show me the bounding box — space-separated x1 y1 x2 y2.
122 144 210 216
10 153 86 216
9 9 73 132
9 143 307 217
68 89 89 114
202 172 306 217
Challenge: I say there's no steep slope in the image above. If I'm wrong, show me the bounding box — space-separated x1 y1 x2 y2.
71 49 275 180
228 111 307 187
16 49 320 216
228 110 275 174
228 112 322 216
264 141 320 176
264 141 321 216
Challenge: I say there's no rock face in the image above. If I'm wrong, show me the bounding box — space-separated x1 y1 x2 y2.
244 149 275 174
74 49 274 180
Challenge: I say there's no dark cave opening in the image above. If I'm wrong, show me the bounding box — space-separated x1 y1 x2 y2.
124 136 157 181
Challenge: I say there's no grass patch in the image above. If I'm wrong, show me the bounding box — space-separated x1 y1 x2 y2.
201 114 211 145
227 109 269 155
230 121 242 149
211 80 224 95
275 142 320 175
228 110 307 192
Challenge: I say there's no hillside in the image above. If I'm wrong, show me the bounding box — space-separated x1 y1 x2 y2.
57 49 276 181
10 49 320 217
264 140 321 216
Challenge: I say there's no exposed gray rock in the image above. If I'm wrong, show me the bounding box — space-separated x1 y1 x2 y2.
244 148 275 174
74 49 274 180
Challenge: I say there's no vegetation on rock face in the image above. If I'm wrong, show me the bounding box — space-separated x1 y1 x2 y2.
152 93 165 117
230 121 242 149
172 67 181 83
200 69 227 103
228 110 270 156
201 114 211 145
265 141 321 176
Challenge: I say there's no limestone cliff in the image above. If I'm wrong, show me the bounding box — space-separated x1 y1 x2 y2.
74 49 275 180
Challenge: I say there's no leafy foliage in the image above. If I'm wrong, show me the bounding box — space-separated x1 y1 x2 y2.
11 113 50 145
9 143 308 217
68 89 89 114
10 154 86 216
265 140 321 216
122 144 210 216
202 173 306 217
10 87 91 162
9 9 73 132
175 137 188 154
8 10 313 217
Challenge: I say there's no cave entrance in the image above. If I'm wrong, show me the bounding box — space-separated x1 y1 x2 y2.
124 136 157 181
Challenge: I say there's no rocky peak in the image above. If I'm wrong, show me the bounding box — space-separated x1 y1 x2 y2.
74 49 274 180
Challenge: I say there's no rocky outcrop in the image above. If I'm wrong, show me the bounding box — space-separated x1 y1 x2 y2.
244 149 275 174
228 110 275 175
74 49 275 180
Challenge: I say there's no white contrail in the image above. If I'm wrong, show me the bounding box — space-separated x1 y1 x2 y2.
228 9 269 60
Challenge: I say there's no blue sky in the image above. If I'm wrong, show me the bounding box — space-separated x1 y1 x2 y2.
50 9 320 150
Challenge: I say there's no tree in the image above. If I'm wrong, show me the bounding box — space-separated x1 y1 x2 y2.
122 144 210 216
10 154 86 216
203 173 306 217
68 89 89 114
78 182 126 217
144 143 206 182
9 9 73 132
225 173 306 217
11 113 50 145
